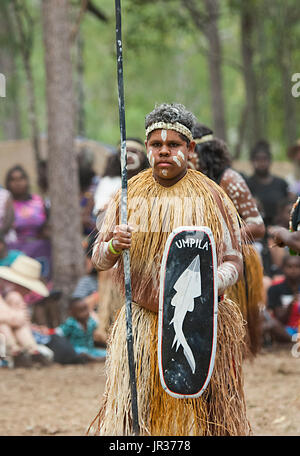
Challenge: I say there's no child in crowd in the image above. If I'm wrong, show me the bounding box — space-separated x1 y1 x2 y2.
263 255 300 343
55 297 106 362
0 255 52 367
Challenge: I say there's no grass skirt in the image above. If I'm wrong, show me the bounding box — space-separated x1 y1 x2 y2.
89 298 251 436
226 244 264 357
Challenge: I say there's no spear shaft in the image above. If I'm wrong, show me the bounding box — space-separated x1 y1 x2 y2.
115 0 140 436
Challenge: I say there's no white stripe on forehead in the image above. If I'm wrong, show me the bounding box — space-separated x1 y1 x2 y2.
161 130 167 141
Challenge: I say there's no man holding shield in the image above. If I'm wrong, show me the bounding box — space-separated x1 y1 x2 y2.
91 103 250 436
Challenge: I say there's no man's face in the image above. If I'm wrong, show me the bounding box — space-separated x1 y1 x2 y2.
252 151 271 176
145 129 194 184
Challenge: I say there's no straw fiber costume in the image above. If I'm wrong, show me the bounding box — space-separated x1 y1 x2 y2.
91 104 251 436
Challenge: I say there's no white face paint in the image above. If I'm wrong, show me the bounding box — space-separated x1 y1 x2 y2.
161 129 167 141
161 169 168 176
127 151 141 171
147 149 155 168
177 150 185 161
172 156 182 167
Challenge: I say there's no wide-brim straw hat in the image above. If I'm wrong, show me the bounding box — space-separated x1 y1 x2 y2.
0 255 49 297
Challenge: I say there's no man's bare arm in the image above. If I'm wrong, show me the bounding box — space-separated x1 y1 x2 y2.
92 224 133 271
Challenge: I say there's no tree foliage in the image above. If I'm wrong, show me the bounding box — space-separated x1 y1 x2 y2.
0 0 299 159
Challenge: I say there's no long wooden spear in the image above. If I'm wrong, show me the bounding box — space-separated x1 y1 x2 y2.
114 0 140 436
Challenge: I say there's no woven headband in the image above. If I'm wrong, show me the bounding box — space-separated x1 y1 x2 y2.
194 134 214 144
145 122 193 142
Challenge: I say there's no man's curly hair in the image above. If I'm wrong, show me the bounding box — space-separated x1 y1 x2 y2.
145 103 197 143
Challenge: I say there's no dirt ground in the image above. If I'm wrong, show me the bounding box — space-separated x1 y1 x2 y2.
1 344 300 437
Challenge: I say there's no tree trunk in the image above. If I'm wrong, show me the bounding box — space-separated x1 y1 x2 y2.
202 0 227 142
233 104 248 160
10 0 41 165
76 32 86 137
182 0 227 140
240 2 261 147
22 55 41 164
0 5 22 139
42 0 85 321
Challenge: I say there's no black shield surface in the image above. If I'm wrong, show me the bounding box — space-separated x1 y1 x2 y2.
158 226 218 398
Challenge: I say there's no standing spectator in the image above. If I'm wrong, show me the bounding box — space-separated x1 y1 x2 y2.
246 140 291 227
246 141 291 278
5 165 52 280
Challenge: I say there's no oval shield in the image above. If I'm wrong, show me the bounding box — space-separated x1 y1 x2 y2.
158 226 218 399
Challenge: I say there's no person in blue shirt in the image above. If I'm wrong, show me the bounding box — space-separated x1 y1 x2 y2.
56 297 106 361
